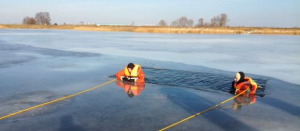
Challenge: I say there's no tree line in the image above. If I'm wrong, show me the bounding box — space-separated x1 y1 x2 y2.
23 12 51 25
22 12 228 27
158 13 229 27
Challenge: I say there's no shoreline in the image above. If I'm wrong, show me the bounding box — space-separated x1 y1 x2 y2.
1 24 300 35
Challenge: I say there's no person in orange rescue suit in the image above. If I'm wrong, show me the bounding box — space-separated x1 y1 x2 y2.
232 94 256 111
116 80 145 98
116 63 145 83
230 71 257 95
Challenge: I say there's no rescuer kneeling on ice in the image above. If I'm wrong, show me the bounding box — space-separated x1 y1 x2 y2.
116 63 145 83
230 71 257 95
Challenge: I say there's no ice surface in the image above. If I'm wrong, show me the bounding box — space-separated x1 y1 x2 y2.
0 29 299 131
1 29 299 84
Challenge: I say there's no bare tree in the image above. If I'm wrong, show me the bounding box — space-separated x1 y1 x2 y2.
171 21 178 26
158 20 167 26
22 17 36 25
196 18 204 27
219 13 229 27
209 14 229 27
178 17 188 27
188 19 194 27
35 12 51 25
170 14 228 27
203 22 210 27
210 16 220 27
171 16 194 27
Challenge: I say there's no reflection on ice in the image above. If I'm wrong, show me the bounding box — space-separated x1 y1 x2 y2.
116 81 145 98
232 95 256 112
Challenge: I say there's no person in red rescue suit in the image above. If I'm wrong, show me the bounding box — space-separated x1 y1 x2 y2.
230 71 257 95
116 80 145 98
116 63 145 83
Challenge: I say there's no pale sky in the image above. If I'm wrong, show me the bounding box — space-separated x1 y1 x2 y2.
0 0 299 27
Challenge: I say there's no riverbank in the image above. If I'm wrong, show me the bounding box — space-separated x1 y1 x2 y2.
1 24 299 35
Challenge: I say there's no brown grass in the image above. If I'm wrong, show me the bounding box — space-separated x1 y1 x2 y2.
1 24 299 35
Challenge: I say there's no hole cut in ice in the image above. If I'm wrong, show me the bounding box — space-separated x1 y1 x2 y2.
144 67 267 94
111 67 267 95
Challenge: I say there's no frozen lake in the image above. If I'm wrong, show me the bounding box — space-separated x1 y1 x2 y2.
1 29 299 84
0 29 299 131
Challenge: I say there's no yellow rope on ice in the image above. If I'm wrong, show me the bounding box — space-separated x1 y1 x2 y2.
159 88 249 131
0 79 116 121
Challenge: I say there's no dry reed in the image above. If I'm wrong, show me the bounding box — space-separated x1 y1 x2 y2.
1 24 299 35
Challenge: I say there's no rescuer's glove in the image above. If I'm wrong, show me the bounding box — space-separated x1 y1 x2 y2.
132 77 138 82
249 84 253 91
235 87 240 95
121 76 129 81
